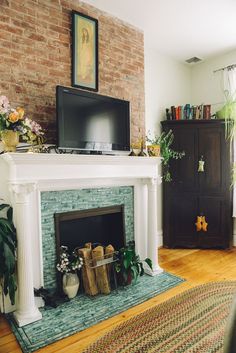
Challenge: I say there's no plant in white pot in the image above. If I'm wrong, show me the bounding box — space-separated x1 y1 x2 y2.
56 246 83 299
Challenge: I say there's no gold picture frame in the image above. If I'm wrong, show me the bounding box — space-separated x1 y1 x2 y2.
72 11 98 91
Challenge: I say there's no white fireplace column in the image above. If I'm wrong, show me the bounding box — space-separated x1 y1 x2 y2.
10 183 42 327
145 177 163 276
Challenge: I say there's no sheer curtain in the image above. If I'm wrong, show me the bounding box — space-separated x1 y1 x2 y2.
223 67 236 216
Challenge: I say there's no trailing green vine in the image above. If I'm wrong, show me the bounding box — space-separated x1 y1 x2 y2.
147 129 185 182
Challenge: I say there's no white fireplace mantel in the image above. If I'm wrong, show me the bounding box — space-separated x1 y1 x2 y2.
0 153 163 326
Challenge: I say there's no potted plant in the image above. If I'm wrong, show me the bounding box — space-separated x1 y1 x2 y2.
115 241 152 286
146 129 185 182
56 245 84 299
0 203 17 305
0 95 44 152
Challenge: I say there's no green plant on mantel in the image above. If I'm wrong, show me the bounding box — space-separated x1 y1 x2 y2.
115 241 152 286
0 203 17 305
146 129 185 182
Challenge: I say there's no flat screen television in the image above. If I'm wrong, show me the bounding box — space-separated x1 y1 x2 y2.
56 86 130 154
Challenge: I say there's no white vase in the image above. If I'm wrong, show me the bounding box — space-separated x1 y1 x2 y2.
62 273 80 299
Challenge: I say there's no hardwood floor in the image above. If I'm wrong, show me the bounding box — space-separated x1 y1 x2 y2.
1 247 236 353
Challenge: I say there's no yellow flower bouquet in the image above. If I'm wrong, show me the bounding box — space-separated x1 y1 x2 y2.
0 95 44 150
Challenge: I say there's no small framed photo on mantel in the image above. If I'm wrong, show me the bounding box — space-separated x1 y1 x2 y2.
72 10 98 91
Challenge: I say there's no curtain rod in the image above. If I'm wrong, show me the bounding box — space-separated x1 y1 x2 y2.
213 63 236 73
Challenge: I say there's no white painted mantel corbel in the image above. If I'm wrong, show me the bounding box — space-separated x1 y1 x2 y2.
0 153 163 326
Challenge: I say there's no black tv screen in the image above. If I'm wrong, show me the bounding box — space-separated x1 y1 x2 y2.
56 86 130 153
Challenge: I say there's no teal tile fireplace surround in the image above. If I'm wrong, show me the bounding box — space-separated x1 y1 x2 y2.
41 186 134 289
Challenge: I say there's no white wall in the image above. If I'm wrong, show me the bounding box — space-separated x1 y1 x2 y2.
144 46 191 245
191 49 236 114
145 46 192 136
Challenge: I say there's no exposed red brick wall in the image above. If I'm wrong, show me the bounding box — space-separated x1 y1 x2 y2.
0 0 145 144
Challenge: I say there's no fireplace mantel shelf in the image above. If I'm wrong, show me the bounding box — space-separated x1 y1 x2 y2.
2 152 161 165
1 153 162 184
0 152 163 327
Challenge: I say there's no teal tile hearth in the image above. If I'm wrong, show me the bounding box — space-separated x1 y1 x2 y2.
41 186 134 289
6 272 185 353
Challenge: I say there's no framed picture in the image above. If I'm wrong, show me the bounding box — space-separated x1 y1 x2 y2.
72 11 98 91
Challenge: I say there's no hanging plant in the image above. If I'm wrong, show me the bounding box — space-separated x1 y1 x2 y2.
216 92 236 141
0 203 17 305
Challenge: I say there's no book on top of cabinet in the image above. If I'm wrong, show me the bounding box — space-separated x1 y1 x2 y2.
165 104 212 120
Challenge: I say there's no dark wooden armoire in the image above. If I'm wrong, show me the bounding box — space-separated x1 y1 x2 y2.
161 120 233 249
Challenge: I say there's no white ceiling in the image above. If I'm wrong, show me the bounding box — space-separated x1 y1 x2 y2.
82 0 236 63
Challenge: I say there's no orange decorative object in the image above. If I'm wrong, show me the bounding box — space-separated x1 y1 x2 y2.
201 216 208 232
195 216 203 232
195 215 208 232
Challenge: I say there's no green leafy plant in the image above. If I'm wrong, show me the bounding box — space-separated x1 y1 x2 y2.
216 95 236 141
147 129 185 182
115 241 152 286
0 203 17 305
216 92 236 185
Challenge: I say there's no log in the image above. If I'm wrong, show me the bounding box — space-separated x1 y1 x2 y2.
105 244 115 255
85 242 92 250
105 244 115 280
78 248 98 296
92 246 110 294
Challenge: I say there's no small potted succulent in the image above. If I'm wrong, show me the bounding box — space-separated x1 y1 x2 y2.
115 241 152 286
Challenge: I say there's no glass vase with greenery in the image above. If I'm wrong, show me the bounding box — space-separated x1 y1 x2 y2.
146 129 185 182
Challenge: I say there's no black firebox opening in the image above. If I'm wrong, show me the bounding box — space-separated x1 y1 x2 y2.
54 205 126 255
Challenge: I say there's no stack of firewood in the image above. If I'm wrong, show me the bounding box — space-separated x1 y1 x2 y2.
78 243 115 295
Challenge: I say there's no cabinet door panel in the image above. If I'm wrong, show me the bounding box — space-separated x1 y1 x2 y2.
198 197 225 247
168 194 198 247
198 128 225 193
169 127 198 191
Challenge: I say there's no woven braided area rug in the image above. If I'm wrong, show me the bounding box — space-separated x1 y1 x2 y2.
82 281 236 353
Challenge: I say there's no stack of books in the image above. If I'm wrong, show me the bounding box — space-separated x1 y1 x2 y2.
166 104 211 120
